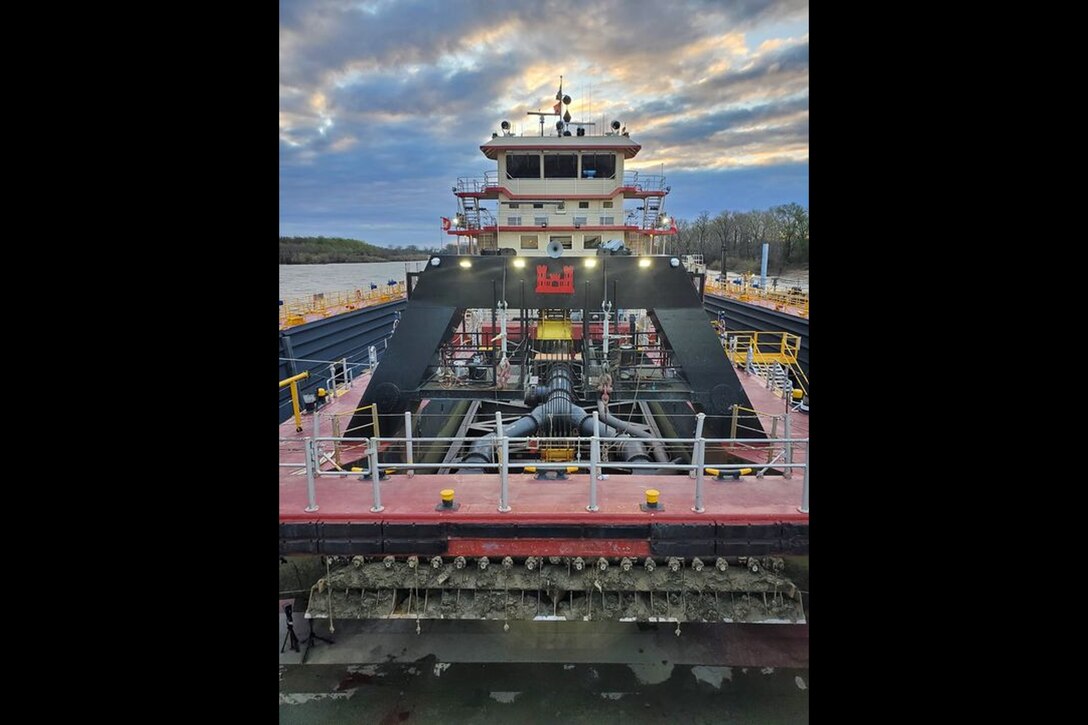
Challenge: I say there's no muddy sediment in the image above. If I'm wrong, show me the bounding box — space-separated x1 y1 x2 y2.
304 557 804 623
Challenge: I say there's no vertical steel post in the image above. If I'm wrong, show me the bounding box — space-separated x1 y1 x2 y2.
760 241 769 292
583 281 590 358
311 400 323 477
492 280 498 385
496 412 511 512
587 410 600 512
304 438 318 512
798 443 809 514
331 415 342 467
290 381 302 432
499 300 508 360
404 410 414 478
369 437 384 513
692 412 706 513
783 383 793 480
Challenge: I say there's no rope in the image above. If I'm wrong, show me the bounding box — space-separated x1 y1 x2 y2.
496 356 512 389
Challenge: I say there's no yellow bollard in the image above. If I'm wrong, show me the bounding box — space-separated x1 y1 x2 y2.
436 487 460 511
641 488 662 512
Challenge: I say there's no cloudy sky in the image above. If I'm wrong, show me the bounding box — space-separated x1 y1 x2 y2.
280 0 808 248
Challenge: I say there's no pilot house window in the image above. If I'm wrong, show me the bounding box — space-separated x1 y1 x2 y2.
543 154 578 178
506 154 540 179
581 153 616 179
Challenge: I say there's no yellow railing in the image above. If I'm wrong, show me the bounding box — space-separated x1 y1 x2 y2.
788 361 809 398
721 330 807 398
280 283 407 328
705 277 809 317
722 330 801 366
279 371 310 432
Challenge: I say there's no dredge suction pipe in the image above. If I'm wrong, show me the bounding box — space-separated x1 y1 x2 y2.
457 363 648 471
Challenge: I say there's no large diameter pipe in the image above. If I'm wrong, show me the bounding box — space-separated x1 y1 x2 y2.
457 363 649 471
595 402 669 463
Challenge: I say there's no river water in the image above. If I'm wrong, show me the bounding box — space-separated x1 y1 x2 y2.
279 261 429 300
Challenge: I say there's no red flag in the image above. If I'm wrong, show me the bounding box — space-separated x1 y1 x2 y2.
441 217 451 231
553 101 561 114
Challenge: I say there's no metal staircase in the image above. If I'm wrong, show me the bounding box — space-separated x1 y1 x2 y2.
460 196 480 229
748 360 788 390
725 330 809 399
642 195 661 230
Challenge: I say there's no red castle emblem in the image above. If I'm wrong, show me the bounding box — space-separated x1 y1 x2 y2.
535 264 574 294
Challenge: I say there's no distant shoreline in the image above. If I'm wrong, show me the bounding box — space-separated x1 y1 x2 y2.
279 258 429 265
280 236 434 265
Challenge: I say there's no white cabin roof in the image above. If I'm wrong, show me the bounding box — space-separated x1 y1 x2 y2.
481 134 642 160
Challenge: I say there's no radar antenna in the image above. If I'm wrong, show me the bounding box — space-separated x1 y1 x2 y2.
526 75 574 136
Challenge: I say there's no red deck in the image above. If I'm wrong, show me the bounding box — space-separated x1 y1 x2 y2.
279 470 806 525
279 367 807 529
729 369 808 467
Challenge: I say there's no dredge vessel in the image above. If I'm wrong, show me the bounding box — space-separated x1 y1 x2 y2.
279 82 809 656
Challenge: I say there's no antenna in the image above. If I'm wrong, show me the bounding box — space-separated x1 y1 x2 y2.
526 76 575 136
526 109 559 137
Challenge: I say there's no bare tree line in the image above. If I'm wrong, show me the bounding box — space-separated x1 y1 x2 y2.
669 203 808 274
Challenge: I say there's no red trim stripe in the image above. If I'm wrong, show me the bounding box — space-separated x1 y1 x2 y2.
456 186 666 200
447 226 677 236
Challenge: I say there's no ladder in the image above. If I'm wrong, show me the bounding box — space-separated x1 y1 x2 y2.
749 361 791 395
642 195 661 230
460 196 480 229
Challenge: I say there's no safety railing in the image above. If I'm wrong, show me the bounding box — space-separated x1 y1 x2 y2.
704 278 809 317
322 357 354 400
453 171 667 198
285 410 808 516
622 171 667 192
455 173 498 193
278 371 310 432
722 331 801 366
279 282 407 329
721 330 807 399
729 404 781 439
